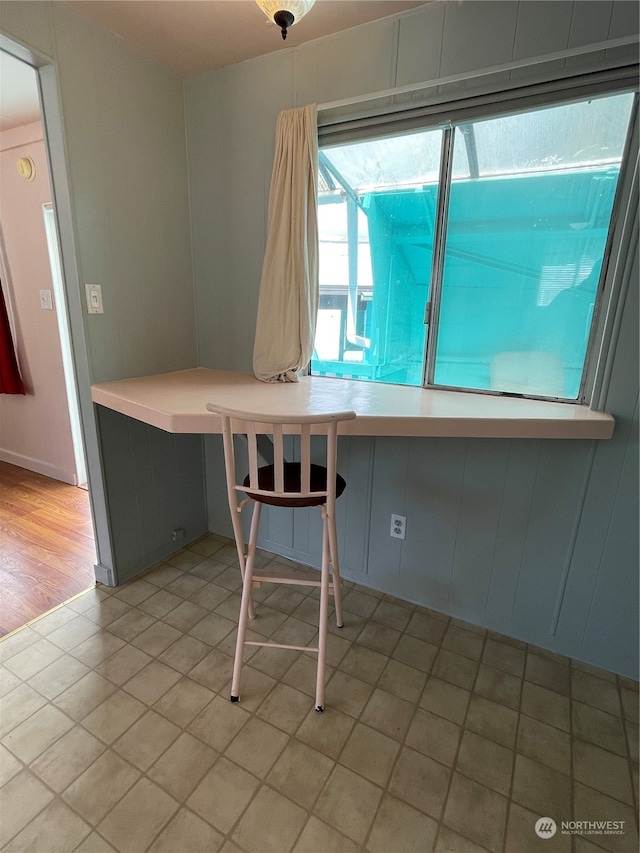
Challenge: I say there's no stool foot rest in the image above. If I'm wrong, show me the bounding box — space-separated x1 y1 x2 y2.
245 640 320 652
251 570 339 591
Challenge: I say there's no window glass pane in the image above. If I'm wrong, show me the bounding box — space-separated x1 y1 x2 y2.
433 94 634 399
313 128 442 385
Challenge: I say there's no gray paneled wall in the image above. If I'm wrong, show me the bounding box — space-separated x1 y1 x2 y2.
189 1 639 676
49 3 198 384
97 407 207 585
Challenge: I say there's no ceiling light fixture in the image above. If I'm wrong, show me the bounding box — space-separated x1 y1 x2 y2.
255 0 316 40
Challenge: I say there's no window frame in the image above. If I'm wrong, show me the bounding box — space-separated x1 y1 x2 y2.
315 65 639 407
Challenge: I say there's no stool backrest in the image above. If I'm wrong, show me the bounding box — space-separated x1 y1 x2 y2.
206 405 356 509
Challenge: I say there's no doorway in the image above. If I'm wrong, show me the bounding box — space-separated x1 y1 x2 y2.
0 49 96 634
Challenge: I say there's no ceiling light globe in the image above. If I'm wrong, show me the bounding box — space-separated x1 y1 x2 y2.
255 0 316 39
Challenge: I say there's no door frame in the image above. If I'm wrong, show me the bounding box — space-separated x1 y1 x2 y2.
1 33 115 585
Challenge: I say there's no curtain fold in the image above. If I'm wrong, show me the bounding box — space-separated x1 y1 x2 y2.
253 104 318 383
0 278 25 395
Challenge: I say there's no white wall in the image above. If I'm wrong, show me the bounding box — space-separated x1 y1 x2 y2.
0 121 77 483
186 0 639 676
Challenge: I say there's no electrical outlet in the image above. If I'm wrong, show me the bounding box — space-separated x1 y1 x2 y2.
171 528 185 542
390 514 406 540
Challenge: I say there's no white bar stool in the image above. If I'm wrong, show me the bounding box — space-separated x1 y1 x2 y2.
206 404 356 712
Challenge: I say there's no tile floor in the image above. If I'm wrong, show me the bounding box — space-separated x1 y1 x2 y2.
0 533 638 853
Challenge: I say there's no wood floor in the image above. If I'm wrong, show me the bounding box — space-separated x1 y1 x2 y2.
0 461 96 637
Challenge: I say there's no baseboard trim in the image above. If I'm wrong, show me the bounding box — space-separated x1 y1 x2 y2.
94 563 115 586
0 449 78 485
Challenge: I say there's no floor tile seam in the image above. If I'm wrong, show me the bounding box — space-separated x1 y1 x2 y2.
616 674 640 694
508 672 540 843
570 727 638 765
73 643 214 728
0 689 49 739
2 644 66 681
614 667 640 828
2 701 78 765
511 655 533 746
526 643 572 667
571 658 619 685
517 705 585 754
99 783 182 853
435 630 512 853
333 719 402 791
416 681 471 730
479 650 526 681
522 671 574 702
355 619 404 659
133 803 221 853
358 775 410 853
145 727 222 804
569 745 639 810
57 743 153 831
41 629 104 658
11 734 125 840
431 819 494 853
0 768 61 851
53 793 107 850
462 634 526 850
569 678 638 824
309 760 385 850
618 695 640 726
268 730 351 848
77 693 164 749
366 627 432 713
569 694 625 722
0 638 39 668
430 651 479 819
215 760 306 853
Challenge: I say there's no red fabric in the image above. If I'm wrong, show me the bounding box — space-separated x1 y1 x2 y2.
0 280 26 395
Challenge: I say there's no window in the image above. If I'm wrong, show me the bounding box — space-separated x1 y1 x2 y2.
312 90 636 401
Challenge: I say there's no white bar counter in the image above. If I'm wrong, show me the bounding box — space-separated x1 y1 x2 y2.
91 368 615 439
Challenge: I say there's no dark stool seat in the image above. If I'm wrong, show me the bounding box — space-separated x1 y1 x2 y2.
244 463 346 507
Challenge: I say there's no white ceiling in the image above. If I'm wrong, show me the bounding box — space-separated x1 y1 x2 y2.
68 0 428 77
1 1 428 131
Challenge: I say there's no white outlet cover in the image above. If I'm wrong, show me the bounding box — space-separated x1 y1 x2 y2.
390 514 406 540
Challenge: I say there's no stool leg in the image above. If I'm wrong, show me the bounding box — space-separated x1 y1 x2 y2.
315 511 331 713
230 502 261 702
327 510 344 629
230 502 255 621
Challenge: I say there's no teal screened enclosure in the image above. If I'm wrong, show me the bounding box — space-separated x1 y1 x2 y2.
312 92 636 400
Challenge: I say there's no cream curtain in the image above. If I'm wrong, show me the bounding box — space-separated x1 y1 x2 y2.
253 104 318 383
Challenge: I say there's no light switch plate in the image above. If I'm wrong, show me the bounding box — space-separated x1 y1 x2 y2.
85 284 104 314
39 289 53 310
